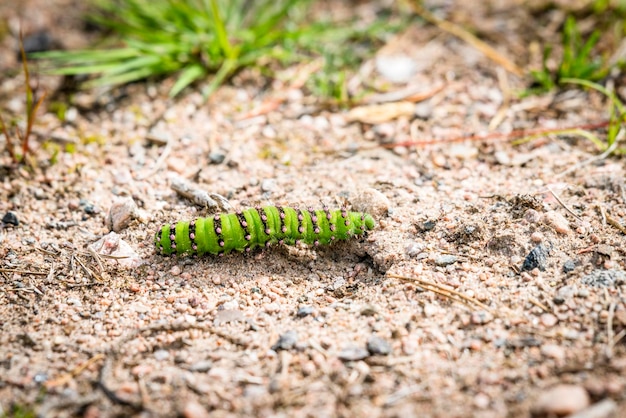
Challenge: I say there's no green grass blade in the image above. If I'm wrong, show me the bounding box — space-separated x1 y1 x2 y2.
170 63 206 97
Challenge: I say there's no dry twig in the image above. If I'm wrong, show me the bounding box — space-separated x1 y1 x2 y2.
386 273 494 314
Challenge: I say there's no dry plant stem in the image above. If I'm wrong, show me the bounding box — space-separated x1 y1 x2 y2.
44 353 106 389
528 297 551 313
386 273 494 314
18 31 47 159
379 121 611 149
408 0 523 76
170 177 231 211
0 268 48 275
136 136 174 180
556 139 620 178
546 186 582 221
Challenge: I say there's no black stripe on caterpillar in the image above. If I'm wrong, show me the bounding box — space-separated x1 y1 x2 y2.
155 206 375 256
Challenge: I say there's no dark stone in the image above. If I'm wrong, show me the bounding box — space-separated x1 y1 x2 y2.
422 220 437 231
296 306 314 318
522 244 550 272
209 151 226 164
581 269 626 288
366 336 392 356
2 211 19 226
562 259 577 273
271 331 298 351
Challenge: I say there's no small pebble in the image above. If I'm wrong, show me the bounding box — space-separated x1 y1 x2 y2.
563 259 577 273
435 255 458 266
182 399 211 418
352 188 390 218
532 384 590 416
366 336 392 356
208 151 226 164
106 197 137 232
474 392 490 409
338 346 370 362
189 360 213 372
543 211 571 234
471 311 493 325
540 344 565 361
405 242 424 258
261 179 277 193
530 232 543 243
524 209 542 224
296 306 314 318
154 350 170 361
271 331 298 351
540 313 558 327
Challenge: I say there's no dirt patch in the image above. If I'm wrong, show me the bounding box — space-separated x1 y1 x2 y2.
1 1 625 417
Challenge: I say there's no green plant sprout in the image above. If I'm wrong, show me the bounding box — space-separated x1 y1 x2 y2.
1 33 47 165
530 15 608 92
514 78 625 157
35 0 404 99
562 78 625 154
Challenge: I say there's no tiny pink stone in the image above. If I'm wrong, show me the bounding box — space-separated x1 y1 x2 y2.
299 227 304 233
314 228 320 234
190 233 195 239
265 228 270 234
242 221 247 227
219 241 225 247
282 226 287 232
216 227 222 234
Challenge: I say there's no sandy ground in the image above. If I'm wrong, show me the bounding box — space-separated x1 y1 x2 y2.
1 1 626 417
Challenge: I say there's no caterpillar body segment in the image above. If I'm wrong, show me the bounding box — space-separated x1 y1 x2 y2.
155 206 375 256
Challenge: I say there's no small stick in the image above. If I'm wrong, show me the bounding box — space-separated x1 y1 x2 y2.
528 297 551 314
546 186 582 221
387 273 494 314
136 136 174 180
0 268 48 275
170 177 232 211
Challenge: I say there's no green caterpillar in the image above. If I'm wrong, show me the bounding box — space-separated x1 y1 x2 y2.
155 206 375 256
